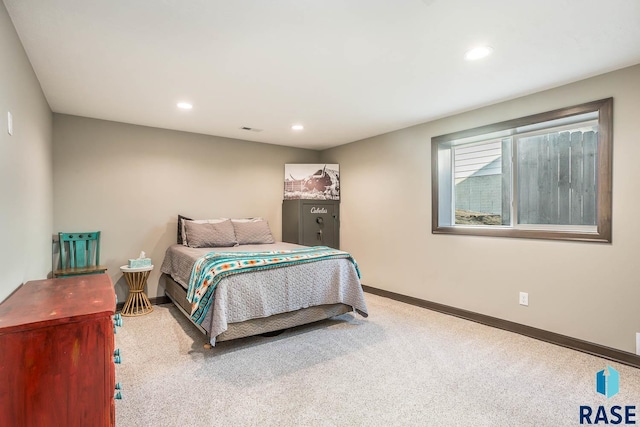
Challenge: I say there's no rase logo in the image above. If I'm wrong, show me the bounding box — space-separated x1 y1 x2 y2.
579 366 636 425
597 366 620 398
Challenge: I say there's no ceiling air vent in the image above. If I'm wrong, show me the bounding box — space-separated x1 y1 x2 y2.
240 126 263 132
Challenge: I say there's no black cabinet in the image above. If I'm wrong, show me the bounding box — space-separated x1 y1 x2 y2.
282 200 340 249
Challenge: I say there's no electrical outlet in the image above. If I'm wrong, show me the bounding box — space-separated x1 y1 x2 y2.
636 333 640 355
519 292 529 306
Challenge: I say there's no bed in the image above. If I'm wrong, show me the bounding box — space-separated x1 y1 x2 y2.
160 216 368 346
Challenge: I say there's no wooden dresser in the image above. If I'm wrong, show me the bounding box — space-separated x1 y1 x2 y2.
0 274 118 427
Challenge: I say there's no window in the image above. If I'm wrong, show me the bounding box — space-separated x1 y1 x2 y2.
431 98 612 242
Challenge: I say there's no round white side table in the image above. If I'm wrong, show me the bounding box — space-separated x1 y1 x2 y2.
119 265 154 317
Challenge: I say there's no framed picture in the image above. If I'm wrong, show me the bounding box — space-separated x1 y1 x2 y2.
284 164 340 200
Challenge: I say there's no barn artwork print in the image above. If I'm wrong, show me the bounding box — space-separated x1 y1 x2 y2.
284 164 340 201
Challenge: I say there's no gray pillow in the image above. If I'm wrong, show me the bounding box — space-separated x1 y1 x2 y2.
232 220 275 245
184 219 237 248
177 214 192 245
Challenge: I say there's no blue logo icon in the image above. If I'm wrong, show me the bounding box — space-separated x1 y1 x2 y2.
596 366 619 398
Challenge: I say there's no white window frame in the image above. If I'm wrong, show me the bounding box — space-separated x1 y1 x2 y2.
431 98 613 243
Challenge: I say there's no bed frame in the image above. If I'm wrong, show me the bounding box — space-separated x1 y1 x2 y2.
162 273 352 347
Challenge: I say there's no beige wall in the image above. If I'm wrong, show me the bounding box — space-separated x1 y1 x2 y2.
7 0 639 354
0 3 53 302
53 115 319 302
322 64 640 354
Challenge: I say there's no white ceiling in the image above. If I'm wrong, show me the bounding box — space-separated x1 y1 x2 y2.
4 0 640 150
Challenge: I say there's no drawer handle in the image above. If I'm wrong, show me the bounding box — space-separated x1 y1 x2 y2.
113 314 123 328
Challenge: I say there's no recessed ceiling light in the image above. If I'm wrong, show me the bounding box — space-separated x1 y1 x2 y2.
291 124 304 131
464 46 494 61
177 102 193 110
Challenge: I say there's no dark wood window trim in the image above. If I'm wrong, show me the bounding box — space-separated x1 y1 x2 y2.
431 98 613 243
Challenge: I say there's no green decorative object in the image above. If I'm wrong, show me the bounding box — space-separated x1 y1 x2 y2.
128 250 151 268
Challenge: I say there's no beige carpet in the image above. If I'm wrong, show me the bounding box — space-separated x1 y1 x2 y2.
114 294 640 426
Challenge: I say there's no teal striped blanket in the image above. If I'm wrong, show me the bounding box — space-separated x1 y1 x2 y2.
186 246 360 325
